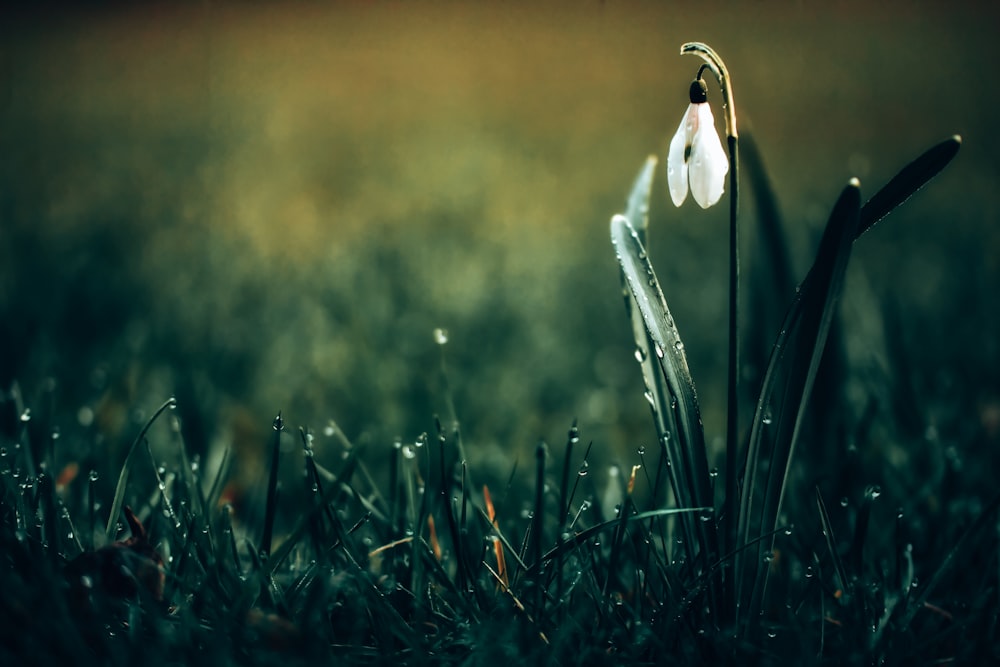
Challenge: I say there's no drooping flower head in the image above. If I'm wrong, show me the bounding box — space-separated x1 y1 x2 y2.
667 78 729 209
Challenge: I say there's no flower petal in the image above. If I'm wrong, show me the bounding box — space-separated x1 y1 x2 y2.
666 104 695 207
688 103 729 208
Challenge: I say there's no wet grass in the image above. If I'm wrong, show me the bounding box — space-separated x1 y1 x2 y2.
2 126 998 664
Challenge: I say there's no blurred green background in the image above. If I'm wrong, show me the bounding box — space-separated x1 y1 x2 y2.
2 1 998 487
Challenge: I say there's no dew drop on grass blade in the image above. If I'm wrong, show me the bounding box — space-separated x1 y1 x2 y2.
105 397 177 542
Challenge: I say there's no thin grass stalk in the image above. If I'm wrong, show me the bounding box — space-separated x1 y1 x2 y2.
815 487 850 599
104 397 177 542
849 485 878 575
557 422 578 617
389 438 400 534
539 507 710 565
532 441 546 618
437 422 465 591
300 428 332 564
204 445 231 510
259 412 283 559
38 472 57 555
87 467 98 551
173 415 208 525
898 491 1000 632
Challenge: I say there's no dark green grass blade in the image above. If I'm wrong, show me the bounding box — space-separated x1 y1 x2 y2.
556 422 577 620
204 445 232 510
435 422 466 591
815 487 851 597
737 181 860 619
849 485 879 575
538 506 710 566
857 136 961 239
897 491 1000 632
173 415 207 523
259 412 284 558
105 397 177 542
531 441 546 616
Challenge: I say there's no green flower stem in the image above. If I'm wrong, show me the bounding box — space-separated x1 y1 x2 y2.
681 41 741 627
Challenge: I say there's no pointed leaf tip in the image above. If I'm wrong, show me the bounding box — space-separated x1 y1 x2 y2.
625 158 658 234
857 136 960 239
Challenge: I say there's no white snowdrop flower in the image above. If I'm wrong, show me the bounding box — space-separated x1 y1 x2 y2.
667 79 729 208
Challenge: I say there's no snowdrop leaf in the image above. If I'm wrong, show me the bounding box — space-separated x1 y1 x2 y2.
858 135 961 239
611 211 716 568
736 180 861 614
625 155 658 239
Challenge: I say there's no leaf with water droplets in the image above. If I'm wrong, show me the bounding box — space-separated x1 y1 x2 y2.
610 208 716 573
737 181 860 617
